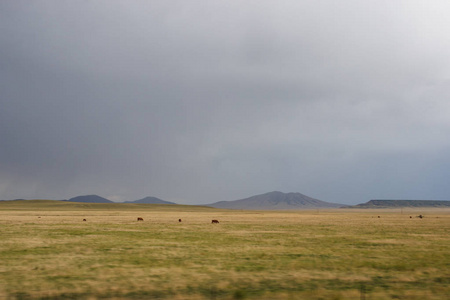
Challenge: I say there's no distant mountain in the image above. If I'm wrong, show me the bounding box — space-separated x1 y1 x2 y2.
352 199 450 208
125 196 176 204
207 191 343 210
66 195 113 203
0 199 26 201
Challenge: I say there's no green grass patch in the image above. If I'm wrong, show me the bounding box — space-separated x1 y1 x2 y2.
0 202 449 299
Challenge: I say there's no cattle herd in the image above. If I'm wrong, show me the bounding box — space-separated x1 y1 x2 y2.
42 213 429 223
78 217 220 223
38 214 427 223
34 214 427 224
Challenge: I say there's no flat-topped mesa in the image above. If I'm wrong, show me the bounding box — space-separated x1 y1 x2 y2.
353 200 450 208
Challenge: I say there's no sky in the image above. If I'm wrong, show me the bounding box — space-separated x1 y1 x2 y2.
1 1 450 205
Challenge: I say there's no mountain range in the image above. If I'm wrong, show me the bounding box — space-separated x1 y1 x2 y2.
8 192 342 209
5 193 449 209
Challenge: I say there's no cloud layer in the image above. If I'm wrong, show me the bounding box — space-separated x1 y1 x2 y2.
1 1 450 204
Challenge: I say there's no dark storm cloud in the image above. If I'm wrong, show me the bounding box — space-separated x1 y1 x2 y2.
1 1 450 204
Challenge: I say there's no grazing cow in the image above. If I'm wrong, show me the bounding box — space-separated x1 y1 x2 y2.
410 216 412 218
418 215 423 219
83 219 86 221
211 219 219 224
137 217 144 221
378 216 380 218
179 219 182 222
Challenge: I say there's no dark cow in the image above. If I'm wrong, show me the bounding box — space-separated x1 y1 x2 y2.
137 217 144 221
418 215 423 219
83 219 87 221
378 216 380 218
179 219 182 222
211 219 219 224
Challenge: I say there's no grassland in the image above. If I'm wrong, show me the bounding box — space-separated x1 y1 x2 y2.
0 201 449 299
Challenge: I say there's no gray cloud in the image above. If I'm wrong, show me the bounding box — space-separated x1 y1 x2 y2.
1 1 450 204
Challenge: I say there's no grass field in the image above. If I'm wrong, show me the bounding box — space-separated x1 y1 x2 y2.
0 201 449 299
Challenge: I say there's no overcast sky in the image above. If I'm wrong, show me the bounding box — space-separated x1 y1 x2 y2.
1 1 449 204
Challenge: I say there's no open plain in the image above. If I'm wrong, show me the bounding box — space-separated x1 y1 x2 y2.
0 201 449 299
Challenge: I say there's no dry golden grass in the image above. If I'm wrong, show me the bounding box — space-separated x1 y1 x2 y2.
0 201 449 299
